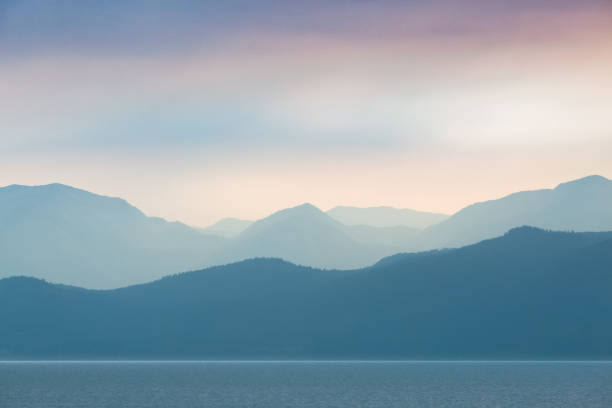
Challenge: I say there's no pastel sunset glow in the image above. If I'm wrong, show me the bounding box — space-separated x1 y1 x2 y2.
2 0 611 226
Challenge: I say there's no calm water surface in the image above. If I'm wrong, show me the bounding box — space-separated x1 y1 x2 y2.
1 361 612 407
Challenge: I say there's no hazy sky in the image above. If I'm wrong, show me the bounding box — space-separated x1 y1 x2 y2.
1 0 611 226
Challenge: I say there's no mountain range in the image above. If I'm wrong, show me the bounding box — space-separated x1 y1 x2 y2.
2 227 612 359
1 175 611 288
0 184 225 288
201 205 448 237
417 174 612 250
200 217 252 238
209 203 388 270
327 205 448 229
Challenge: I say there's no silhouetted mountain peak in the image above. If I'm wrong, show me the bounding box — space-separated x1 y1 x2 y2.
258 203 326 223
2 182 123 201
4 183 87 193
0 183 147 222
419 174 612 250
504 226 547 237
216 202 385 270
0 183 226 288
39 182 77 190
238 203 334 238
555 175 611 191
0 276 49 292
288 202 322 214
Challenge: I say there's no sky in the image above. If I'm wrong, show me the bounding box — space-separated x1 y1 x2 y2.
1 0 611 226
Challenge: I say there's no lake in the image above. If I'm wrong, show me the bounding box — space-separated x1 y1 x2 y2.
1 361 612 407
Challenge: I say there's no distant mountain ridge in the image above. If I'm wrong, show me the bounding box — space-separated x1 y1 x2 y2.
327 206 448 229
211 203 392 269
2 227 612 359
0 183 225 288
1 175 611 288
417 175 612 250
200 217 253 238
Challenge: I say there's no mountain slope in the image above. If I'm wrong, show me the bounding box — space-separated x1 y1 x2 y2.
200 217 253 238
2 228 612 359
418 175 612 250
211 203 391 269
0 184 224 288
3 175 611 287
327 206 448 229
308 227 612 358
340 224 420 249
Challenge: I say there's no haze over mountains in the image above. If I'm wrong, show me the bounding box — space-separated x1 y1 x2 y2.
1 175 611 288
327 206 448 229
417 175 612 250
200 205 445 238
2 228 612 359
210 204 388 270
201 218 252 238
0 184 225 288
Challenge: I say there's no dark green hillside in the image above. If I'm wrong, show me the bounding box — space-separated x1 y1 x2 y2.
2 228 612 359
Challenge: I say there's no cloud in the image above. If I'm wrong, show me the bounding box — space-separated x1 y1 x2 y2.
2 1 611 55
1 1 611 224
3 13 611 156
